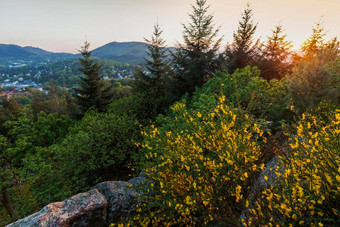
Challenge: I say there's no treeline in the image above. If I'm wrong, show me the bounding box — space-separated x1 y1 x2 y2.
0 0 339 226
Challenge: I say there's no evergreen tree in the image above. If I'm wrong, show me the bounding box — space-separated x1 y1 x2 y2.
134 23 170 96
172 0 223 97
225 4 260 73
133 23 174 119
259 25 293 80
73 41 113 115
301 21 326 58
287 22 340 111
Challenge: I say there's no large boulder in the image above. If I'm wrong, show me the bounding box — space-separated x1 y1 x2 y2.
7 189 107 227
92 170 149 224
6 170 150 227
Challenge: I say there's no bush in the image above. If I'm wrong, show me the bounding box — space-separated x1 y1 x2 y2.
51 108 140 194
287 49 340 112
248 105 340 226
193 66 293 132
127 95 267 226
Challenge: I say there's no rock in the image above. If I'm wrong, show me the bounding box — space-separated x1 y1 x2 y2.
127 169 149 187
240 156 284 223
6 170 150 227
92 170 149 224
7 189 107 227
92 181 137 224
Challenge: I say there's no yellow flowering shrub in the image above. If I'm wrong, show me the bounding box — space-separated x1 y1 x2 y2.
249 107 340 226
126 96 266 226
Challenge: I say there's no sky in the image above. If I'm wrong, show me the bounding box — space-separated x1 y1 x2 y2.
0 0 339 53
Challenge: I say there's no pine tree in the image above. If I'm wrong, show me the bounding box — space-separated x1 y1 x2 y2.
287 22 340 111
301 21 326 57
134 23 170 96
73 41 113 115
259 25 293 80
133 23 174 119
172 0 223 97
225 4 260 73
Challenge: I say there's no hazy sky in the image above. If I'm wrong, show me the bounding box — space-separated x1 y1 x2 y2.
1 0 339 53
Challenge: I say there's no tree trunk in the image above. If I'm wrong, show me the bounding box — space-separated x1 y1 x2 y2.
2 187 15 218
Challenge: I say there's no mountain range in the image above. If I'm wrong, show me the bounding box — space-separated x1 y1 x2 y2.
0 41 164 65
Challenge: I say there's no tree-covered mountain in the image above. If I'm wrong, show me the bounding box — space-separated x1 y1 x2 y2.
0 44 75 60
0 44 37 58
0 42 175 66
91 41 149 65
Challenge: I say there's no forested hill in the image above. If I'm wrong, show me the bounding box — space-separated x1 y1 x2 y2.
0 41 175 65
0 44 75 60
91 41 148 65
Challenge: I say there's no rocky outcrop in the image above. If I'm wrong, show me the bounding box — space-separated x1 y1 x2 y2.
7 189 107 227
7 170 149 227
92 181 137 224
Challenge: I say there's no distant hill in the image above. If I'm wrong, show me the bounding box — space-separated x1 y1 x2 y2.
92 42 148 65
23 46 53 55
0 44 75 61
0 44 36 58
0 42 176 65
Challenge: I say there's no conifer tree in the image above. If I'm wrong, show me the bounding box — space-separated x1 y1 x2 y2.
73 41 113 115
133 23 173 119
225 4 259 73
259 25 293 80
300 21 326 58
288 22 340 110
172 0 223 97
134 23 170 96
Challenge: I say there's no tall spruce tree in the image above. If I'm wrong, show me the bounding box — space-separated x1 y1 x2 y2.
259 25 293 80
172 0 223 97
134 22 170 96
225 4 260 73
74 41 113 115
133 23 173 119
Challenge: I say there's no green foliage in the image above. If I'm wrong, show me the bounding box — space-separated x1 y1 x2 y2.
30 83 78 118
0 111 71 224
134 23 171 97
193 66 293 131
0 95 21 135
225 4 260 73
108 93 171 125
51 108 140 193
127 92 266 226
287 24 340 112
259 25 293 80
92 41 149 65
248 105 340 226
133 23 174 119
73 41 113 116
171 0 224 97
